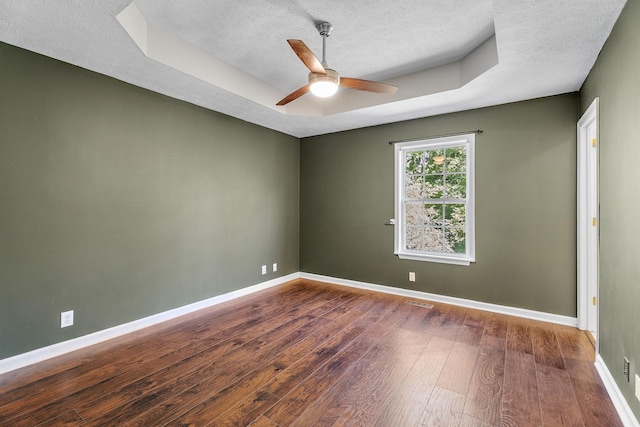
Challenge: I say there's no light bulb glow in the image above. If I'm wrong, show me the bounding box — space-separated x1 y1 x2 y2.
308 69 340 98
310 80 338 97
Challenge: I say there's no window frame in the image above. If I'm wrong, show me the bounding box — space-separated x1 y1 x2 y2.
394 134 476 265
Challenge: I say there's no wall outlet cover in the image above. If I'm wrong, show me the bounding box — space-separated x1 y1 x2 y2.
272 263 278 272
261 265 267 275
61 310 74 328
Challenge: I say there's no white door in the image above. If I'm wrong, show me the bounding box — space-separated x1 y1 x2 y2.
577 98 599 345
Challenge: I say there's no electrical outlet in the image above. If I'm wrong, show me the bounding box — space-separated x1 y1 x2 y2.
624 357 630 381
61 310 74 328
272 263 278 272
636 374 640 402
409 272 416 282
261 265 267 275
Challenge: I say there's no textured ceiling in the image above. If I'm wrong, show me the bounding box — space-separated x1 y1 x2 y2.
0 0 627 137
133 0 496 91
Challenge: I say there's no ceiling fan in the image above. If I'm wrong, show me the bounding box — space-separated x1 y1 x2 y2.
276 22 398 106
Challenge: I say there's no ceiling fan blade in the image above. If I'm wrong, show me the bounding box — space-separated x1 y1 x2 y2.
276 85 310 106
287 40 326 74
340 77 398 94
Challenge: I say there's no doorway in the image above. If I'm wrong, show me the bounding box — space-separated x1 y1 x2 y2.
577 97 599 348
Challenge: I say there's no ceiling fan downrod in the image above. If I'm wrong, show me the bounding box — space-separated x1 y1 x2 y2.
275 20 397 106
316 21 333 65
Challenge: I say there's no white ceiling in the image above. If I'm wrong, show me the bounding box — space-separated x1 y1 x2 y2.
0 0 627 138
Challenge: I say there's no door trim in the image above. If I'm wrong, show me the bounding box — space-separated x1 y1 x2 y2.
577 97 599 347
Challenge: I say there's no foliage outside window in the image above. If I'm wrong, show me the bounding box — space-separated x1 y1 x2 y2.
394 134 475 265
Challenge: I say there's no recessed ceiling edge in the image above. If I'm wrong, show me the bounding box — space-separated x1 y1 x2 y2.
116 1 499 118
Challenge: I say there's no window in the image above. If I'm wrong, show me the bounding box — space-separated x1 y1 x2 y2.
394 134 475 265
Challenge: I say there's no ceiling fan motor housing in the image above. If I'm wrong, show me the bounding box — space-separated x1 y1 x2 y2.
309 68 340 97
276 20 396 105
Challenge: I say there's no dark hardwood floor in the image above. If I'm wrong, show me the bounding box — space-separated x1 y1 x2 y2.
0 279 623 426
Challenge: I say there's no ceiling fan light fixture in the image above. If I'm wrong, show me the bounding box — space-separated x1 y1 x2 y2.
276 22 397 106
309 69 340 97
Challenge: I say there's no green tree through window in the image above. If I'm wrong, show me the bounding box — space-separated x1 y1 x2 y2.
394 134 475 265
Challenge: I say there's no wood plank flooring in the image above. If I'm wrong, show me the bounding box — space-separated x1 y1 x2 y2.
0 279 623 426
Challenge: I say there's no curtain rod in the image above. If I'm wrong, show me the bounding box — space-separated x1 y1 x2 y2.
388 129 483 145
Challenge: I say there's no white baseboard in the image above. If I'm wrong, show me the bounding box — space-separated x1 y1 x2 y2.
595 355 640 427
300 273 578 327
0 273 298 376
0 271 581 376
304 273 640 426
4 271 636 426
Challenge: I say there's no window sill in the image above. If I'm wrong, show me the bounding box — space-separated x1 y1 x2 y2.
396 251 473 266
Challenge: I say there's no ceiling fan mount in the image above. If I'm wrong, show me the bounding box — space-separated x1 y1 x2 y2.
315 21 333 38
276 21 397 106
306 22 339 97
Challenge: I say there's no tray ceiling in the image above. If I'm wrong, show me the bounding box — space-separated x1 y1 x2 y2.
0 0 627 137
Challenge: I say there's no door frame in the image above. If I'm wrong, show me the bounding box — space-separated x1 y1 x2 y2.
577 97 599 347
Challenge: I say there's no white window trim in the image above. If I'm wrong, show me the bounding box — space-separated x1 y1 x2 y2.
394 134 476 265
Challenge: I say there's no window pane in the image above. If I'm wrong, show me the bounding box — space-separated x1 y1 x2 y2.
424 227 445 252
405 175 424 199
424 175 444 198
445 228 466 253
406 226 422 250
405 203 424 226
405 151 429 175
445 146 466 173
423 203 444 226
445 204 466 227
426 148 445 174
445 174 466 199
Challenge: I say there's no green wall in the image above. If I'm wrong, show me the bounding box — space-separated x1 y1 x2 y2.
0 42 300 359
4 10 637 419
300 94 579 316
581 0 640 419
